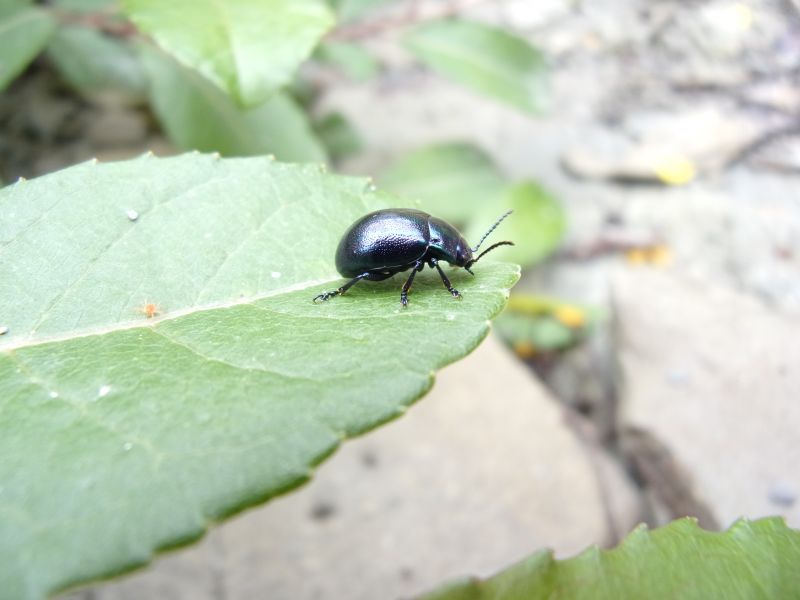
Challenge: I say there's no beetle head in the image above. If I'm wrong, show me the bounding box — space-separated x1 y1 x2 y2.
455 243 473 269
464 210 514 274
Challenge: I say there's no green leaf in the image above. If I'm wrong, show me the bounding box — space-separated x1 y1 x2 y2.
405 19 548 114
141 46 327 162
122 0 335 107
494 312 574 353
0 154 519 599
315 40 379 81
313 112 363 161
466 181 564 267
329 0 390 22
47 25 146 97
421 517 800 600
496 295 602 354
0 4 57 90
379 142 507 226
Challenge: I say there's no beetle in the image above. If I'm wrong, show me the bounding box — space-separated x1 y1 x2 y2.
313 208 513 306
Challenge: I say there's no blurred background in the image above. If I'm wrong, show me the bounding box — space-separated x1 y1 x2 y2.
3 0 800 598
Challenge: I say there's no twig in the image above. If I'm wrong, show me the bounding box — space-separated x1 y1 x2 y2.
51 7 138 37
328 0 494 41
726 121 800 168
560 233 664 261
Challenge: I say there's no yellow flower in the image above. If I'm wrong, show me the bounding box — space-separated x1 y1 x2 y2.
655 156 696 185
553 306 586 328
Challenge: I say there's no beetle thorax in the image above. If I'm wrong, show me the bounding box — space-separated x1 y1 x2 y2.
427 216 472 267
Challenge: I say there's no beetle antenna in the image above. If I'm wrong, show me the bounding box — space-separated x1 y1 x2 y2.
464 241 514 274
471 210 513 253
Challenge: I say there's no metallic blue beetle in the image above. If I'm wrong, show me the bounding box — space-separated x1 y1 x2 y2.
313 209 512 306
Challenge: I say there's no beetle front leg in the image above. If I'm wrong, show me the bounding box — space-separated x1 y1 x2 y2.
313 272 370 303
429 258 462 300
400 260 424 307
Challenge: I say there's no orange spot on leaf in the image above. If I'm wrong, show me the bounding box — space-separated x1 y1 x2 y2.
137 302 162 319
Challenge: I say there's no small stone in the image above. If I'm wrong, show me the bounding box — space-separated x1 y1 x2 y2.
310 501 336 521
768 481 797 508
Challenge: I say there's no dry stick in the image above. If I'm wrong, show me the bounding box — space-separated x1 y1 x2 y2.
726 121 800 169
51 7 138 37
329 0 495 41
54 0 495 42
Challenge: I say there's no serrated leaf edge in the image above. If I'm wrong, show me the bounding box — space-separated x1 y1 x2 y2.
51 270 519 597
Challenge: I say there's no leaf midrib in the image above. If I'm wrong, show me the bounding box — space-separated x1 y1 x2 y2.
0 276 338 353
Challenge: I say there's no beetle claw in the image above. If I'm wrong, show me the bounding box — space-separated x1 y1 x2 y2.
451 289 462 300
313 291 338 303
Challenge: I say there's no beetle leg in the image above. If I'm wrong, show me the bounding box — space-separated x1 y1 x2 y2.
313 272 370 303
429 258 462 300
400 260 424 307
